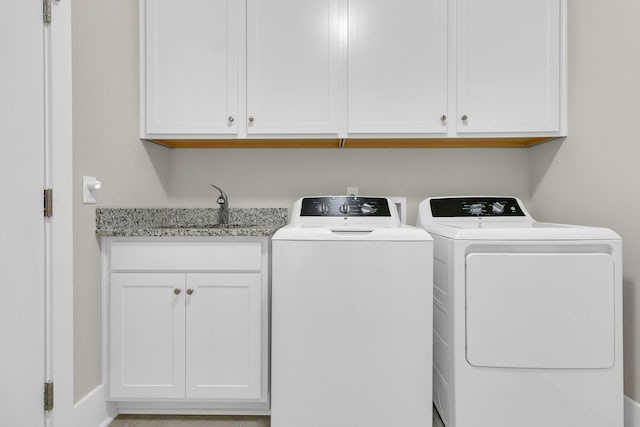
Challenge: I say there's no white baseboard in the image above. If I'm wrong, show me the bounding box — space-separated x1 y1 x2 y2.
74 388 638 426
73 384 117 427
626 396 640 427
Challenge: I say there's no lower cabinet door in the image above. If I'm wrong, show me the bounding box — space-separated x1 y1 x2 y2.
185 273 262 399
109 273 186 399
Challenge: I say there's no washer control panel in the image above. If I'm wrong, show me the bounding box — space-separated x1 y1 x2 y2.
301 196 391 217
430 197 525 217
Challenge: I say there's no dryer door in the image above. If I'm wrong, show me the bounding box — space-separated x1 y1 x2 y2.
465 252 614 369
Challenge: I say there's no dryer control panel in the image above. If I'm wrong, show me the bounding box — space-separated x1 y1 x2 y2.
430 197 526 217
301 196 391 217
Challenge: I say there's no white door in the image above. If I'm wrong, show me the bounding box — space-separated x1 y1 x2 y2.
0 1 46 425
109 273 186 399
247 0 341 135
456 0 561 133
144 0 239 136
185 273 262 399
347 0 448 134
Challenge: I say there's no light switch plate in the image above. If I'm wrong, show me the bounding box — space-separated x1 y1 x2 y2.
83 176 97 204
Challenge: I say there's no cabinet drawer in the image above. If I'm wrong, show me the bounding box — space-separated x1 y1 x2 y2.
110 241 262 271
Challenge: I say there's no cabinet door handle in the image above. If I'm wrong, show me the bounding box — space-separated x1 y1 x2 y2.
248 116 255 123
228 115 235 123
186 289 194 295
461 115 468 121
173 288 182 295
441 115 447 122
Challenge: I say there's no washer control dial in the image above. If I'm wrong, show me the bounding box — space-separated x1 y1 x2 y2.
360 203 373 214
318 202 329 215
339 202 350 214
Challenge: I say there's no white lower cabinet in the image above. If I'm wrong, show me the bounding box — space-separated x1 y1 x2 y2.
110 273 186 399
185 273 262 399
105 238 269 411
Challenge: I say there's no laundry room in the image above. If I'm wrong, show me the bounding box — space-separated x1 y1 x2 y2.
2 0 639 426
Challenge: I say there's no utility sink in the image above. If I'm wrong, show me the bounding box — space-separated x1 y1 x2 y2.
156 223 258 229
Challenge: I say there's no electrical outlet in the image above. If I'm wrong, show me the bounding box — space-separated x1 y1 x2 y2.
346 186 358 196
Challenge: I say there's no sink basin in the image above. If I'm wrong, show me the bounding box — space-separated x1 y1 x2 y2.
213 223 259 229
156 223 258 229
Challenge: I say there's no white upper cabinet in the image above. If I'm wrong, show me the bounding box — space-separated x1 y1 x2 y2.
142 0 239 136
347 0 448 135
140 0 566 143
246 0 341 135
456 0 562 134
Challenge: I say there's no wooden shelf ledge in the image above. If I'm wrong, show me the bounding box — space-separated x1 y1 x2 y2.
147 136 558 149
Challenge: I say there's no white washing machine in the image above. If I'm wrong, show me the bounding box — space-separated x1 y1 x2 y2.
417 196 623 427
271 196 433 427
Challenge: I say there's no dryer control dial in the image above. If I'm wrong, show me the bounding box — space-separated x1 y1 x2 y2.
469 203 484 216
491 202 506 214
339 202 350 214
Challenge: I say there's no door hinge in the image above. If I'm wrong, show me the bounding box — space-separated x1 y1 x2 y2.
44 188 53 217
43 0 52 24
44 382 54 411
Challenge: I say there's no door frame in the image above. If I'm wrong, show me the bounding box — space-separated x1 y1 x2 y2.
46 0 74 425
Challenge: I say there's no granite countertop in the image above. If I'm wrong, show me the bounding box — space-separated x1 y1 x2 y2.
96 208 288 237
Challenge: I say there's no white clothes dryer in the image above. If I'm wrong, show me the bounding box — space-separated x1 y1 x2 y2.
272 196 433 427
417 196 623 427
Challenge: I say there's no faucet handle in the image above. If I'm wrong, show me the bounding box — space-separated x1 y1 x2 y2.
211 184 228 205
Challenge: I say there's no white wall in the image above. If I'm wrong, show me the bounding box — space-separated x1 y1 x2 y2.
529 0 640 400
70 0 530 403
71 0 640 409
167 148 530 225
72 0 170 401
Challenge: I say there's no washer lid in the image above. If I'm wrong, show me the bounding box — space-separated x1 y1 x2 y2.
272 224 432 241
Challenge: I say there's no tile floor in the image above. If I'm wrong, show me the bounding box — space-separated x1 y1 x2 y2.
108 409 445 426
108 415 269 427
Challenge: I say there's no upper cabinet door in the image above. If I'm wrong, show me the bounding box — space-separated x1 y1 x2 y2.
247 0 341 135
456 0 561 134
347 0 448 135
143 0 239 135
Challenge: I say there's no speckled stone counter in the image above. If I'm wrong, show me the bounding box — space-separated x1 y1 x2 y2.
96 208 288 237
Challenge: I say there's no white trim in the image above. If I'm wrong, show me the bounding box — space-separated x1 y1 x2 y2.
626 396 640 427
117 401 269 416
49 0 74 425
139 0 146 138
48 1 114 426
73 385 117 427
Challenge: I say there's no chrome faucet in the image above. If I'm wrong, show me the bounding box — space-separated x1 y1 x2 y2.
211 184 229 225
